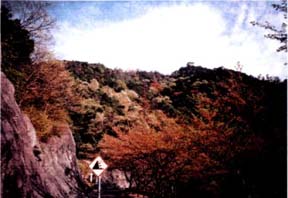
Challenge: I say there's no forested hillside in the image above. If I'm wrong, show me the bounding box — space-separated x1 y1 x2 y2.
1 2 286 198
65 60 287 198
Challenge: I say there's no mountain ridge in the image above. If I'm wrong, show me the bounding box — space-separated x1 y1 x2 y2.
64 60 286 197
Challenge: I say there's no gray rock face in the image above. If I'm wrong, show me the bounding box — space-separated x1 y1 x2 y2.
101 169 130 189
1 72 85 198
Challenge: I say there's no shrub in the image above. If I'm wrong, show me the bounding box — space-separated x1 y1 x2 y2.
23 107 52 142
88 78 99 92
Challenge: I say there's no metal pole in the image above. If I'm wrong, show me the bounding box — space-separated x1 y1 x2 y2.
98 176 101 198
90 173 93 183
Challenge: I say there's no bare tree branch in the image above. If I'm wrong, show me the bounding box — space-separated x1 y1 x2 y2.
251 0 287 53
3 1 56 62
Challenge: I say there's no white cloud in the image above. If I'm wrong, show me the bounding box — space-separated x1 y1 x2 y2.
53 2 287 79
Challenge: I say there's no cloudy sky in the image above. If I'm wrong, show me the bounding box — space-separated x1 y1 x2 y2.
49 1 287 79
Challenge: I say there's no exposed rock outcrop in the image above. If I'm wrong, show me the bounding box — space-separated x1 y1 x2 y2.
1 72 85 197
102 169 130 189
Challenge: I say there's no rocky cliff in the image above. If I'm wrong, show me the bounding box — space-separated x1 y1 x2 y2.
1 72 85 197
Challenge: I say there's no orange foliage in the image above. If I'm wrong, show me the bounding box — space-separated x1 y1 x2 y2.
19 60 77 140
20 60 76 121
99 77 265 197
150 80 163 92
191 81 263 167
99 111 218 197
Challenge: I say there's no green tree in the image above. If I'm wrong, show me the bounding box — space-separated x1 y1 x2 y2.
1 5 34 88
3 1 55 62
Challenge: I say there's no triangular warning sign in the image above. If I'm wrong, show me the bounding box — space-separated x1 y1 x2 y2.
89 156 108 176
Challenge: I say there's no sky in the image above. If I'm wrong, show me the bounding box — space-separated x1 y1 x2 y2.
48 0 287 79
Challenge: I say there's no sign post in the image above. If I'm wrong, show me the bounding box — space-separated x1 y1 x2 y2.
90 173 93 183
89 156 108 198
98 176 101 198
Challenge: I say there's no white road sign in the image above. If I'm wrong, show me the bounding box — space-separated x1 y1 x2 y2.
89 156 108 176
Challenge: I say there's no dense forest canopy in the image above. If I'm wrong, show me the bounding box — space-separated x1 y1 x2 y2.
65 60 286 198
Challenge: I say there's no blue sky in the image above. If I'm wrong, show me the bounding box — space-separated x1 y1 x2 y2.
48 1 287 78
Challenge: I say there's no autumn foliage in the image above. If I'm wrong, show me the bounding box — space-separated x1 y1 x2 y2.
94 65 286 197
1 5 76 141
1 4 286 198
100 111 195 197
99 94 263 198
19 60 75 121
18 60 76 140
